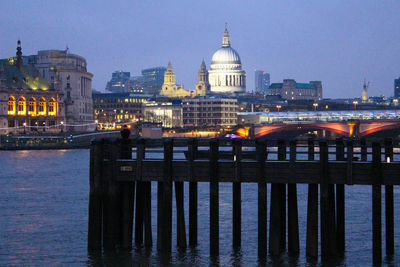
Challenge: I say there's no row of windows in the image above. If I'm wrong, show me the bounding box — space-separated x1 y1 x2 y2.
183 107 238 111
183 113 236 118
8 96 57 116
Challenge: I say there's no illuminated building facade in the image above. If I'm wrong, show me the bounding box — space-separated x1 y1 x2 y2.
268 79 322 101
92 92 150 129
208 24 246 94
160 61 191 98
182 98 238 127
33 49 94 131
395 77 400 99
143 101 183 128
0 41 65 133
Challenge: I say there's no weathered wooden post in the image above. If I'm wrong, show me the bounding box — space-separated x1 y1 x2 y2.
360 138 367 161
306 138 318 258
210 139 219 256
188 139 198 247
158 139 173 252
336 138 345 254
232 138 242 248
136 138 152 248
288 140 299 255
120 129 134 249
346 140 354 185
102 139 122 249
384 138 394 256
319 139 336 261
134 139 145 246
256 139 267 258
269 139 286 255
88 139 104 250
372 141 382 264
175 165 187 248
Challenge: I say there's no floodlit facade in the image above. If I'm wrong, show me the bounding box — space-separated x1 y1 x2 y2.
0 41 65 134
269 79 322 101
208 24 246 94
143 101 183 128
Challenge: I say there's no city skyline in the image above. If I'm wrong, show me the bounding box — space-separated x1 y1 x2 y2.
1 1 399 98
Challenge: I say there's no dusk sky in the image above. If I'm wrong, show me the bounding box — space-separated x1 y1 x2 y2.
1 1 399 98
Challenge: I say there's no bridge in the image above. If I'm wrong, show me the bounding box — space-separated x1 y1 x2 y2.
234 120 400 139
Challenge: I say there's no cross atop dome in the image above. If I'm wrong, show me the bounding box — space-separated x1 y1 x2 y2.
222 23 230 48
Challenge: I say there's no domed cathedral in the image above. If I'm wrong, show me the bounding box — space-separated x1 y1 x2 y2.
209 24 246 94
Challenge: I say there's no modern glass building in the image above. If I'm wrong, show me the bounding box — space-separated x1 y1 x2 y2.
105 71 131 93
395 77 400 98
254 70 270 94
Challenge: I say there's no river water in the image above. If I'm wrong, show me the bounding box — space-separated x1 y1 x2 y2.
0 149 399 266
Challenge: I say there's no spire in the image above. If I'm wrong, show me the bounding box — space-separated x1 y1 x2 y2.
16 39 22 68
200 58 206 70
222 22 230 47
167 59 172 70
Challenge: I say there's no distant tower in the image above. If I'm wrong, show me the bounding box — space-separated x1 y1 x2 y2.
16 40 23 68
195 58 210 96
160 60 179 97
362 79 369 103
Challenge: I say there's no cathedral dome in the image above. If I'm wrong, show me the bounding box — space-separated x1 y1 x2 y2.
211 47 241 65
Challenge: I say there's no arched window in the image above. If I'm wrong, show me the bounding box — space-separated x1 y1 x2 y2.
8 96 16 115
18 97 26 116
48 98 56 116
28 97 36 116
38 97 46 116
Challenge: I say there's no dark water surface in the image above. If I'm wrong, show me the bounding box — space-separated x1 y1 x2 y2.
0 149 399 266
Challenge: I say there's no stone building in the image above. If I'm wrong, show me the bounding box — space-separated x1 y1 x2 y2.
182 97 238 127
268 79 322 101
0 41 65 134
33 49 94 131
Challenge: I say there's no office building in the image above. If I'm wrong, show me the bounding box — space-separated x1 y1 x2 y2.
182 97 238 127
395 77 400 98
269 79 322 101
254 70 270 94
143 100 183 128
105 71 131 93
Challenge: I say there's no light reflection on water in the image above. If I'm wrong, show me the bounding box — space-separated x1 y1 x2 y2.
0 149 399 266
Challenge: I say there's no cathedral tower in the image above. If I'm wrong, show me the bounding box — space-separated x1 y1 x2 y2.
194 59 210 96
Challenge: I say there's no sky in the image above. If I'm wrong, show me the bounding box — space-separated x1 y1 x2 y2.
1 1 399 98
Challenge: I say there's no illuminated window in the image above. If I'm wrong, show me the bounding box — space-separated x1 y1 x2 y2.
38 97 46 116
48 98 56 116
8 96 16 115
18 97 26 116
28 97 36 116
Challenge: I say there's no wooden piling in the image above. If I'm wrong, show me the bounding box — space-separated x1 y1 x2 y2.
372 141 382 264
188 139 198 247
319 139 336 260
346 140 354 185
336 138 345 254
360 138 367 161
143 181 152 247
120 135 134 249
102 140 122 249
88 140 104 250
135 140 145 245
210 139 219 256
175 180 187 248
159 139 173 252
306 139 318 258
256 139 267 258
232 139 242 248
269 139 286 255
288 140 299 255
384 138 394 256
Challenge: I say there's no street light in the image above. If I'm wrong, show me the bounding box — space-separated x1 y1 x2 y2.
23 122 26 134
61 121 64 133
276 105 281 112
313 103 318 112
353 101 358 110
